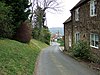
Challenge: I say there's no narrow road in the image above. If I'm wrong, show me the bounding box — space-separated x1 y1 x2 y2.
35 45 97 75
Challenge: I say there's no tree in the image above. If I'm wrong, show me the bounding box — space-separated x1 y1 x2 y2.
32 0 61 12
0 2 14 38
2 0 31 29
32 6 50 44
34 6 45 29
1 0 33 42
32 0 62 28
32 0 61 43
41 0 61 12
32 6 46 40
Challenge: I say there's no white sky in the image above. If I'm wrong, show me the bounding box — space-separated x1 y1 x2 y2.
46 0 80 28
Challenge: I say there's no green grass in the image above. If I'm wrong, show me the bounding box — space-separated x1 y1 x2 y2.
0 39 48 75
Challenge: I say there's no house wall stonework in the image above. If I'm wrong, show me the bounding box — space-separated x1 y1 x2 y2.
64 0 100 59
64 22 72 51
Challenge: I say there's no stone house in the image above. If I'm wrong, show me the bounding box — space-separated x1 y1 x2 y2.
64 0 100 59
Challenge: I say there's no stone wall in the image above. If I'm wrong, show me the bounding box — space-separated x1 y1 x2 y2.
64 22 72 51
64 0 100 60
71 0 100 58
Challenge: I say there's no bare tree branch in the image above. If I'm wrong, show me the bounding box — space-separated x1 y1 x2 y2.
32 0 63 27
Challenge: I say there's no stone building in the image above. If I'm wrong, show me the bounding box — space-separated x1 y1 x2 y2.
64 0 100 59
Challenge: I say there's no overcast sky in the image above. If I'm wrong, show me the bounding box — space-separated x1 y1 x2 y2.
46 0 80 28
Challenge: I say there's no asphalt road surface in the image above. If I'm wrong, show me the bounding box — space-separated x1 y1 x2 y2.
35 45 97 75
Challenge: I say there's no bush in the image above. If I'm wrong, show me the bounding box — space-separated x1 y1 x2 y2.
32 27 51 45
57 38 64 46
72 41 91 60
40 28 51 45
14 20 32 43
32 27 40 40
0 23 14 39
90 54 100 64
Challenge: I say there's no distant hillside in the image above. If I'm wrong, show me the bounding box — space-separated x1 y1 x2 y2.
49 27 64 36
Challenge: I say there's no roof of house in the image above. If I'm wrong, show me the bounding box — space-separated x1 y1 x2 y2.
70 0 90 11
63 17 71 24
64 0 90 24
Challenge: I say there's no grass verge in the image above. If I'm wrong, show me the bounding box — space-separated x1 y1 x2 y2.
0 39 48 75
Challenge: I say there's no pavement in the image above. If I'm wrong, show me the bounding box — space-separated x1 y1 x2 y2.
35 45 97 75
59 46 64 52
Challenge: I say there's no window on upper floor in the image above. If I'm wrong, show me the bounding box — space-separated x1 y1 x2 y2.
90 0 97 16
90 33 99 49
75 8 79 21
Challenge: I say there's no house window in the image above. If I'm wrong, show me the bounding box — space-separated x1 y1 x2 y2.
69 35 71 47
90 33 99 49
90 0 97 16
75 32 80 43
75 8 79 21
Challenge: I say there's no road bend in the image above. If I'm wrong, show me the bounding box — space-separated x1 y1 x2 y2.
35 45 97 75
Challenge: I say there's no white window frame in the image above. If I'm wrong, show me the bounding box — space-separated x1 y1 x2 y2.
75 32 80 43
90 0 97 16
75 8 79 21
90 33 99 49
69 35 71 47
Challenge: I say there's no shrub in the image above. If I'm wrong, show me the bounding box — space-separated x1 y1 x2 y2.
14 20 32 43
57 38 64 46
90 53 100 64
40 28 51 45
32 27 51 45
32 27 40 40
72 41 91 60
